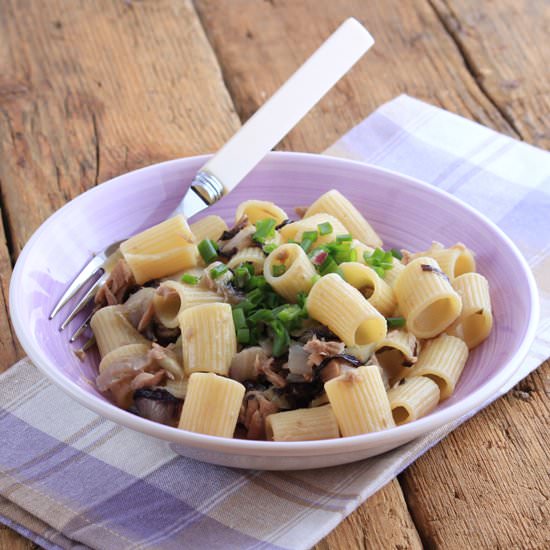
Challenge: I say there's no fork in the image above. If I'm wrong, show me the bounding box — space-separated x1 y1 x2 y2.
50 18 374 344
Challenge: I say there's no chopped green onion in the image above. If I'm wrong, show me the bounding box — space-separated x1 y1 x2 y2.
296 291 307 308
310 274 321 285
181 273 199 285
249 309 275 323
237 328 251 344
248 275 267 290
318 222 333 236
253 219 276 244
198 239 218 264
364 248 395 278
246 288 264 305
265 291 283 308
233 266 251 288
210 264 228 279
386 316 406 329
263 243 278 254
336 234 353 243
390 248 403 260
272 264 287 277
232 308 247 330
270 319 290 357
320 257 340 276
276 304 303 324
300 230 318 253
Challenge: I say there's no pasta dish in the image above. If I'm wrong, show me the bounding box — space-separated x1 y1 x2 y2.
87 190 493 441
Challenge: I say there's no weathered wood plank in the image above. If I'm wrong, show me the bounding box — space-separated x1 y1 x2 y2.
0 0 240 256
430 0 550 149
0 212 22 371
400 363 550 549
195 0 520 156
315 480 423 550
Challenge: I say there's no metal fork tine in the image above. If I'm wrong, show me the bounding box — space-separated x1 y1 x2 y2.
50 254 106 320
59 272 107 331
69 310 94 343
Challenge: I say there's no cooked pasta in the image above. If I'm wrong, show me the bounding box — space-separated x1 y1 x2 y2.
235 199 288 225
153 280 223 329
387 376 440 425
304 189 383 248
325 365 395 436
88 190 493 440
374 329 419 384
90 305 149 357
406 242 476 280
190 215 228 242
393 256 462 338
265 405 339 441
178 372 245 437
264 243 317 302
120 215 199 284
451 272 493 349
307 274 387 346
340 262 396 316
279 213 348 246
227 247 266 274
405 333 468 400
179 303 237 376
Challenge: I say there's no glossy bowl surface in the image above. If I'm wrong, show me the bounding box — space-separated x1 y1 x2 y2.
10 152 538 470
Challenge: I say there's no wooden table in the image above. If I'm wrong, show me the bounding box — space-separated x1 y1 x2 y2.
1 1 548 548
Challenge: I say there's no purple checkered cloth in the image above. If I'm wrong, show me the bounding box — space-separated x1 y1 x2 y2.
1 95 548 549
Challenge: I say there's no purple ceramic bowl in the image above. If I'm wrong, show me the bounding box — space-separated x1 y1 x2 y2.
10 152 539 470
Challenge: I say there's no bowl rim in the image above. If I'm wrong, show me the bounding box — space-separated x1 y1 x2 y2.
10 151 540 456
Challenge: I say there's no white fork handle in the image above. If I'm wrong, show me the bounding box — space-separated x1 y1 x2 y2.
189 18 374 206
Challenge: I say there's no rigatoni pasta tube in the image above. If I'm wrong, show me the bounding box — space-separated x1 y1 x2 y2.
383 259 405 288
178 373 244 438
179 303 237 376
153 281 223 329
235 200 287 225
340 262 396 317
265 405 340 441
304 189 383 248
405 333 468 400
452 273 493 349
374 329 419 383
387 376 440 425
407 242 476 280
264 243 317 302
393 257 462 339
279 214 348 246
307 274 387 346
120 216 199 284
325 365 395 436
190 215 227 242
227 247 266 274
90 306 150 358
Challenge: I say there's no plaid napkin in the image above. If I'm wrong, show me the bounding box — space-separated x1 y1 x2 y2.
1 95 548 550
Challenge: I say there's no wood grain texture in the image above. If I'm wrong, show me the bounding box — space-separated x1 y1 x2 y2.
430 0 550 148
314 480 423 550
400 362 550 549
194 0 520 156
0 0 240 256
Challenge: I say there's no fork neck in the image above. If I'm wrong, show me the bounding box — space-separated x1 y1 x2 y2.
191 170 225 205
